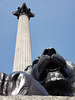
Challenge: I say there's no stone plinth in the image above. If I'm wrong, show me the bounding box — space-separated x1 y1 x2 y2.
0 96 75 100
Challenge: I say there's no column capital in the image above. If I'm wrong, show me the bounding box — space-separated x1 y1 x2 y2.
12 3 35 19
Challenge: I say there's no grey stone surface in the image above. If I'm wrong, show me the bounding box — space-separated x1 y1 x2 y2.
0 96 75 100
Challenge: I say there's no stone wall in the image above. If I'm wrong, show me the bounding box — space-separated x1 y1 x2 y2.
0 96 74 100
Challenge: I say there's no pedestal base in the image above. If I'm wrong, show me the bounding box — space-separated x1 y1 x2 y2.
0 96 74 100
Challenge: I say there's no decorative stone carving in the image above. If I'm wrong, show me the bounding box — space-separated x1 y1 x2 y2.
25 48 75 96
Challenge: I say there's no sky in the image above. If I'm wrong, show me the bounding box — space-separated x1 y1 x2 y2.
0 0 75 74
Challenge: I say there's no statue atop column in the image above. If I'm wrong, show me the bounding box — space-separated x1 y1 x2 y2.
13 3 34 71
12 3 35 19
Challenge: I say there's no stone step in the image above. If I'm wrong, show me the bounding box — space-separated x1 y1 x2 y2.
0 96 74 100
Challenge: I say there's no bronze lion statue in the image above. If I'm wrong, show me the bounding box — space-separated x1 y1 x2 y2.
0 47 75 96
25 48 75 96
0 72 49 96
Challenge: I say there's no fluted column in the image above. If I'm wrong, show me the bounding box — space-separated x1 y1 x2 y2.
13 3 34 71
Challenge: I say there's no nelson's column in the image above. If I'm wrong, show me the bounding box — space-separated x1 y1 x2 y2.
13 3 34 71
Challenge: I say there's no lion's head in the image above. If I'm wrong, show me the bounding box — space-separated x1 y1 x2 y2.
25 48 75 96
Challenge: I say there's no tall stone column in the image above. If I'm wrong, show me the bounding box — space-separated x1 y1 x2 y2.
12 3 34 71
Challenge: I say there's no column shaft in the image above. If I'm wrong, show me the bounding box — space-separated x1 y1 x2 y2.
13 14 32 71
